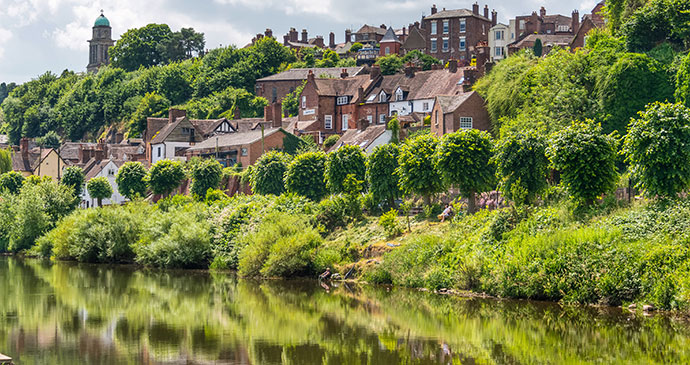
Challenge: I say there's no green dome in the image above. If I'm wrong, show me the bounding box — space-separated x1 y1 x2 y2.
94 14 110 27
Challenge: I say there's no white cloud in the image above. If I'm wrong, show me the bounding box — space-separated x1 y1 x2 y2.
0 27 13 59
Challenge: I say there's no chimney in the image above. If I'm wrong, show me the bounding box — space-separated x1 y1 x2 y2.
431 4 437 15
20 137 29 159
307 69 315 83
404 64 415 78
370 65 381 80
283 34 289 45
329 32 336 48
272 102 282 128
290 28 298 42
301 29 308 43
168 108 186 124
345 29 351 43
265 28 273 38
484 5 489 19
264 105 272 122
540 6 546 18
380 24 387 30
234 107 241 120
314 36 324 48
357 118 369 131
492 10 497 26
572 10 580 32
357 86 365 102
531 11 540 33
448 59 458 73
402 27 406 37
340 68 349 78
472 2 479 15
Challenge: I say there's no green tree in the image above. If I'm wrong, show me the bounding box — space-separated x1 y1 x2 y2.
323 135 340 150
250 151 292 195
676 53 690 107
402 50 442 71
110 24 174 71
598 53 673 134
87 177 113 207
621 0 690 52
623 102 690 198
366 143 400 207
533 38 543 57
156 62 193 105
493 130 550 205
282 81 305 117
547 121 619 205
349 42 364 53
128 92 170 137
375 54 404 75
191 158 223 199
0 149 11 174
397 133 444 206
148 159 185 197
0 171 25 194
61 166 85 197
36 130 61 149
325 145 366 194
387 116 400 144
285 151 327 201
116 161 148 200
436 130 495 213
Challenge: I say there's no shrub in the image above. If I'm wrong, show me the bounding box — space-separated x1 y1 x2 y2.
87 176 113 207
250 150 291 195
284 151 327 201
190 158 223 199
379 209 403 238
323 135 340 149
0 171 25 195
325 145 366 194
116 161 148 200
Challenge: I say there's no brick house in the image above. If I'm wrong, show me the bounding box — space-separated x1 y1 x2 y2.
514 7 580 40
430 91 491 136
351 24 387 45
508 34 575 55
11 138 67 181
401 25 427 54
255 67 366 104
379 27 402 57
420 4 497 64
570 1 607 49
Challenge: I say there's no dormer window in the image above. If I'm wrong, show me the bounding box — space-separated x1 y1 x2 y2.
337 96 349 105
379 92 387 103
395 88 404 101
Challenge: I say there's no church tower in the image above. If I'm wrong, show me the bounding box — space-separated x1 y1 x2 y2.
86 11 115 73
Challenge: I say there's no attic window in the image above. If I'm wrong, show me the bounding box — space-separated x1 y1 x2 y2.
395 89 404 101
337 96 349 105
182 127 192 135
379 92 387 103
366 94 377 102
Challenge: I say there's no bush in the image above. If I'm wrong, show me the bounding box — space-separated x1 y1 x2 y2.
116 161 148 200
190 158 223 199
61 166 85 197
0 171 25 195
250 150 291 195
323 135 340 149
148 159 185 197
379 209 402 238
284 151 327 201
325 145 366 194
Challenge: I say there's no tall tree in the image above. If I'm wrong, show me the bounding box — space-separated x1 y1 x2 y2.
110 24 174 71
190 159 223 199
366 143 400 207
61 166 85 197
397 133 444 206
87 177 113 207
533 38 543 57
116 161 149 200
148 160 185 198
493 130 550 205
250 151 291 196
325 145 366 194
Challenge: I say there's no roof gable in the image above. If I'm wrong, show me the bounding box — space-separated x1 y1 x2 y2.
380 27 401 44
402 27 426 50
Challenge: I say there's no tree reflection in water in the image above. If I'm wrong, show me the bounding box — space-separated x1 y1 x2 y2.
2 257 690 364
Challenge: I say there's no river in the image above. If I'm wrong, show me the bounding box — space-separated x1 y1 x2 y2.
2 256 690 364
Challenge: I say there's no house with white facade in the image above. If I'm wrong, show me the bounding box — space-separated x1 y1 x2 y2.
81 158 126 208
488 22 515 62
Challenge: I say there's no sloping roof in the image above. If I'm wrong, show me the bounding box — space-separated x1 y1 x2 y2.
380 27 401 44
257 67 365 82
425 9 490 21
435 92 476 114
232 118 272 133
334 42 353 54
84 158 124 180
313 74 374 99
145 117 169 142
60 142 96 161
190 118 228 137
150 117 185 145
402 27 426 50
12 147 60 173
511 34 574 49
543 14 573 29
329 125 388 153
363 68 466 103
355 24 387 35
188 128 286 151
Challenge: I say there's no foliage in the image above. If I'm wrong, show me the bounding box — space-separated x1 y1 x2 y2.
325 145 366 194
547 121 619 205
250 151 291 195
387 116 400 144
148 159 185 197
282 81 305 117
366 143 400 207
323 135 340 149
621 0 690 52
87 177 113 207
128 92 171 137
397 133 444 205
116 162 148 200
676 52 690 107
316 194 362 232
623 102 690 198
493 130 550 205
0 171 25 194
401 50 442 71
36 130 61 149
379 209 403 238
349 42 363 53
436 130 495 213
375 54 404 75
533 38 543 57
61 166 85 197
0 148 11 174
284 151 327 201
190 158 223 199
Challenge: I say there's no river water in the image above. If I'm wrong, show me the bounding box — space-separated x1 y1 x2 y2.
2 256 690 364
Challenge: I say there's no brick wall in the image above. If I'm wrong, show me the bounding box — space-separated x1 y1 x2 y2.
422 16 492 63
256 80 303 104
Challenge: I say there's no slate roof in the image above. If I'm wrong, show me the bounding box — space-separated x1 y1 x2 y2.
188 128 285 151
190 118 229 136
363 68 466 103
313 74 375 99
150 117 185 144
257 67 365 82
380 27 401 44
402 27 426 50
60 142 96 161
425 9 490 21
11 148 58 173
355 24 387 36
85 159 124 180
435 92 476 114
543 14 573 30
145 117 170 142
328 124 388 153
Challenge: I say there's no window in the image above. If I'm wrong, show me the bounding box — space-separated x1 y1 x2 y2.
157 146 162 158
337 96 349 105
431 21 437 35
434 111 439 126
459 19 466 33
519 20 525 30
459 117 473 129
301 96 306 109
367 115 373 123
442 38 449 52
495 46 503 56
443 20 449 34
495 30 503 40
547 29 552 34
379 114 386 124
271 87 277 102
459 37 466 51
342 114 349 130
324 115 333 129
379 92 387 103
182 127 192 135
395 89 403 101
431 39 437 52
423 102 429 111
241 148 248 156
385 46 390 55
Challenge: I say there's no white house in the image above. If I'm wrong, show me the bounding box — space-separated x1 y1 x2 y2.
489 22 515 62
81 159 127 208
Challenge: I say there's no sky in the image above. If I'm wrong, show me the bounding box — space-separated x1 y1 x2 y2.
0 0 598 84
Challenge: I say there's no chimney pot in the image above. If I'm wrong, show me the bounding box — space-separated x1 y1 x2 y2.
301 29 308 43
431 4 437 15
340 68 349 78
370 65 381 80
540 6 546 18
472 2 479 15
168 108 186 124
272 102 282 128
329 32 336 48
307 69 315 83
484 5 489 18
448 59 458 73
491 10 497 26
358 118 369 131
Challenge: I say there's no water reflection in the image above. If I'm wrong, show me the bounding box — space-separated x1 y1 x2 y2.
2 257 690 364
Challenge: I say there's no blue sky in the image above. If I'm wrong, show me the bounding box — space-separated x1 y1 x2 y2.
0 0 598 83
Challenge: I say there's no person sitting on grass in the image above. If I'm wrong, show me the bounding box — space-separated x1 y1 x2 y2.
439 204 454 222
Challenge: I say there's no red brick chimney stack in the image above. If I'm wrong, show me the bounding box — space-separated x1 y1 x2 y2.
540 6 546 18
404 63 415 78
234 107 241 120
472 2 479 15
20 137 29 160
492 10 497 26
345 29 351 43
307 69 315 83
431 4 437 15
484 5 489 19
329 32 335 48
272 102 282 128
264 105 272 122
370 65 381 80
448 59 458 73
168 108 186 124
301 29 308 43
572 10 580 32
340 68 349 78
